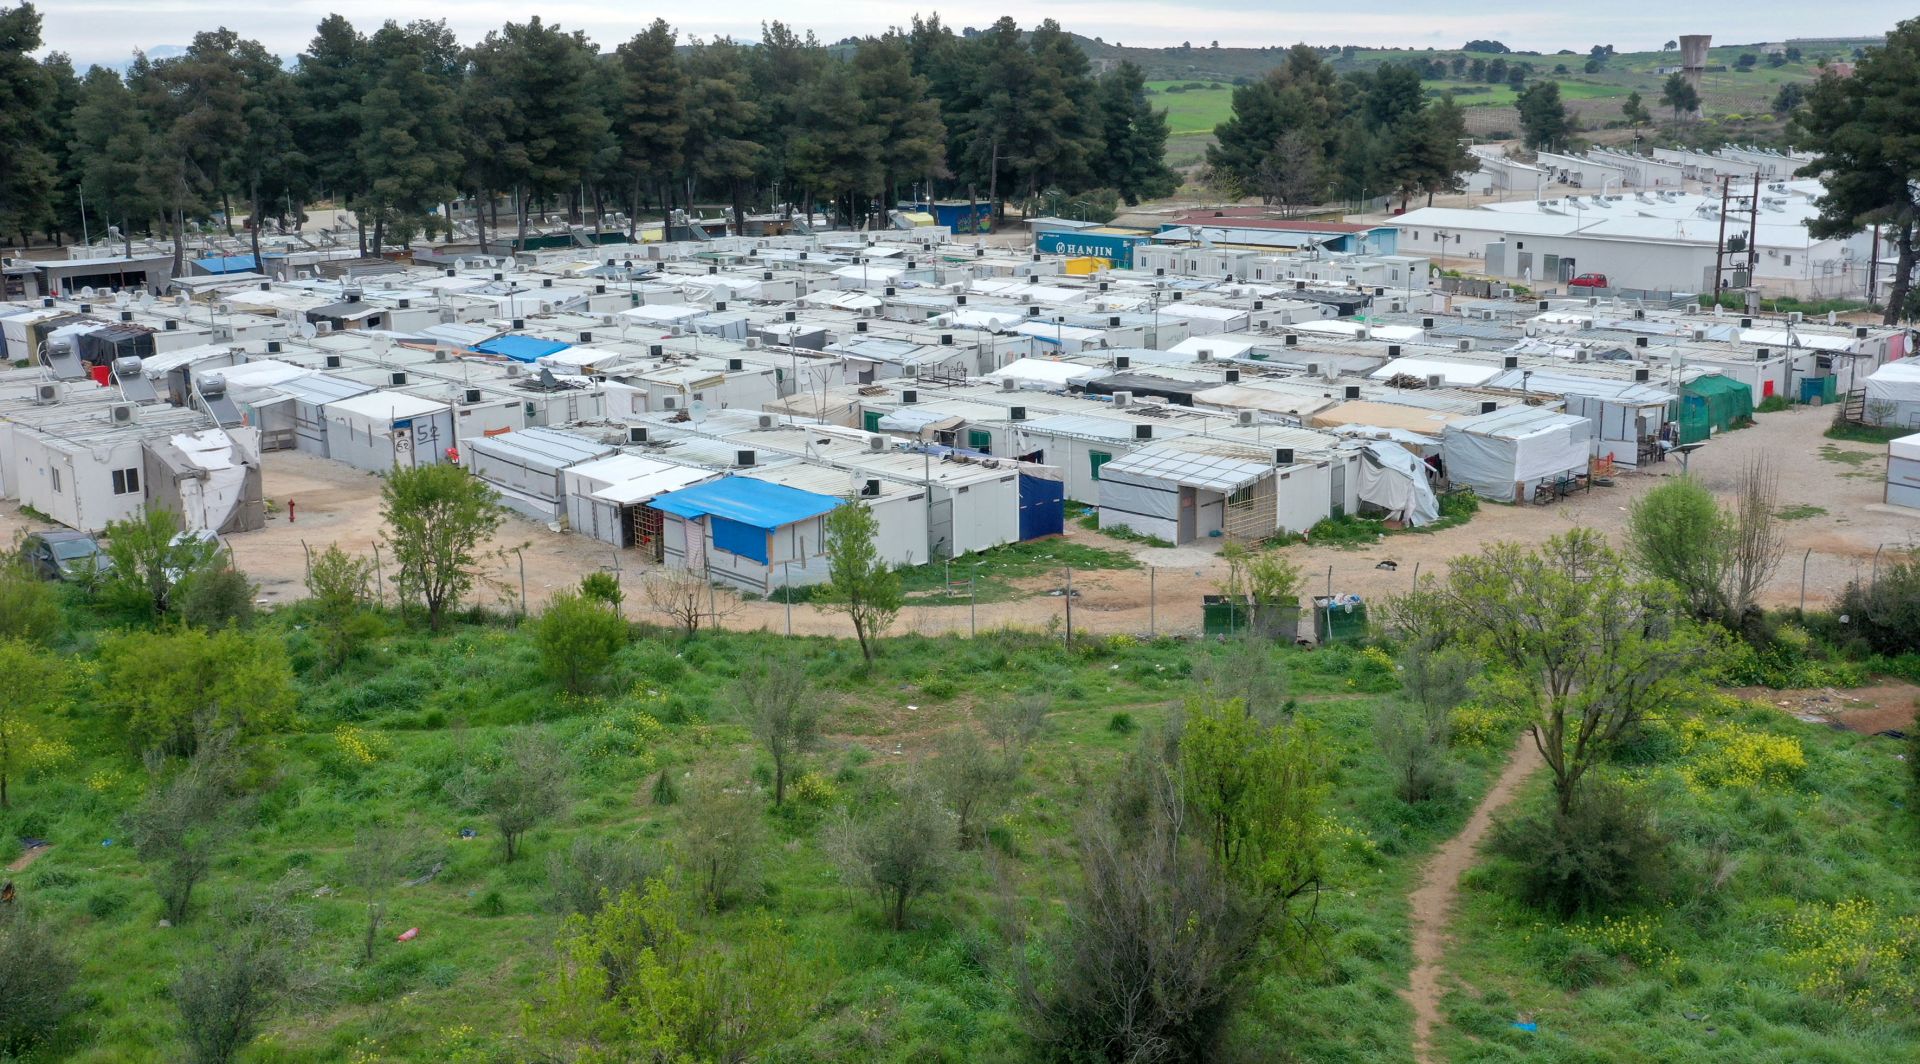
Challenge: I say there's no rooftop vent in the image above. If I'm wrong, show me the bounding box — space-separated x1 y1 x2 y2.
1344 385 1361 399
1480 400 1498 414
325 354 342 369
1224 368 1241 383
1274 447 1295 465
390 371 408 386
1133 424 1153 440
628 426 650 444
735 449 756 467
901 388 918 404
1009 405 1027 421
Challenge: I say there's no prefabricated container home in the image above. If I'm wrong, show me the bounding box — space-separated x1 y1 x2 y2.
648 476 843 594
322 390 456 472
462 426 618 523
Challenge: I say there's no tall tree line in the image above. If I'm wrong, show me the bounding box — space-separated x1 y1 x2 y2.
1206 46 1476 211
0 5 1179 260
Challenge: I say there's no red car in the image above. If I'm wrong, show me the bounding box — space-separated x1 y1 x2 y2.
1567 273 1609 289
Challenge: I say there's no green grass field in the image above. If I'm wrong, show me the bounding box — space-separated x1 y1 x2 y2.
7 555 1918 1060
1145 80 1235 136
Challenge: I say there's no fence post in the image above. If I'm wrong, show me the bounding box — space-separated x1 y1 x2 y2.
1799 548 1812 614
1064 566 1073 648
515 547 527 618
1872 544 1886 584
969 578 976 637
372 544 385 608
1148 566 1156 638
301 540 312 584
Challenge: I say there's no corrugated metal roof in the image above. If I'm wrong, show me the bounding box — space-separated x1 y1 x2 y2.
466 426 616 467
1103 439 1278 492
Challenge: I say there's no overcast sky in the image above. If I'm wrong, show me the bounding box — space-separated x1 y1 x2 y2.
30 1 1909 70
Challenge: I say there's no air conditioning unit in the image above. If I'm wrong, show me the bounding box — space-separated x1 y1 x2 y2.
1425 373 1445 389
1112 391 1132 408
110 402 137 425
756 413 774 430
315 321 333 335
33 383 59 405
1457 339 1472 352
1305 361 1325 377
661 396 678 410
1574 349 1590 363
390 372 408 386
506 364 523 378
745 337 760 350
866 435 886 452
1133 424 1153 440
1236 410 1255 427
1788 311 1803 324
1478 309 1496 321
464 388 482 404
1690 327 1707 341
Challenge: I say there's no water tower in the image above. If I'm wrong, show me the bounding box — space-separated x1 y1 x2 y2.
1679 34 1712 111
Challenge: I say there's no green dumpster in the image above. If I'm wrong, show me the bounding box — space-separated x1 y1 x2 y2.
1203 597 1301 639
1313 594 1370 644
1203 595 1250 636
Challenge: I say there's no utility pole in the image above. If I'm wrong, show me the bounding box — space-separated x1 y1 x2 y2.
1712 175 1732 301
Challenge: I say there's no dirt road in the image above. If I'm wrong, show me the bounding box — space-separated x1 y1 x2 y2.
0 406 1910 633
1403 733 1545 1064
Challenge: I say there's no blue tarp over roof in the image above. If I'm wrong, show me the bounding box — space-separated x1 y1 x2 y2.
649 476 841 528
475 335 570 362
196 255 259 274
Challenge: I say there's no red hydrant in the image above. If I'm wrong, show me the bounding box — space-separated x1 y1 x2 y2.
288 499 296 523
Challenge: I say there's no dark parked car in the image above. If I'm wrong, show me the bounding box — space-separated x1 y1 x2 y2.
20 531 111 583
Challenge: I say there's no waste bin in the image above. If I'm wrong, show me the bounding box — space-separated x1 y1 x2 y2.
1312 594 1369 644
1202 595 1249 636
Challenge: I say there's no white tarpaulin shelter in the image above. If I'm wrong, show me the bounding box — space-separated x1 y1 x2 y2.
1888 432 1920 510
1355 441 1439 525
984 357 1108 389
1441 405 1590 502
1863 361 1920 430
142 427 264 534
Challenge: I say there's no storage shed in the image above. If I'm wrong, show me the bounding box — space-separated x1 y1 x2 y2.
321 390 456 472
560 453 717 548
1440 406 1591 502
1862 361 1920 431
1674 374 1753 443
462 426 618 522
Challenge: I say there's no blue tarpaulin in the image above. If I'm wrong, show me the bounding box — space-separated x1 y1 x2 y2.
711 516 768 562
475 335 570 362
649 476 841 529
195 255 259 274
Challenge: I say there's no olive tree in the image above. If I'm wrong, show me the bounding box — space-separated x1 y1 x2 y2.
737 657 818 806
304 544 380 667
125 729 246 923
380 464 504 631
174 875 315 1064
100 508 220 618
1392 529 1707 815
0 905 78 1055
448 731 572 862
825 775 957 930
816 502 901 662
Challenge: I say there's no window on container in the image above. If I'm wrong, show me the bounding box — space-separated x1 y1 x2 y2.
112 468 140 495
50 469 61 493
1089 451 1112 480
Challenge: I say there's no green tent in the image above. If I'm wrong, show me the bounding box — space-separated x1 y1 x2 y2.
1671 374 1754 444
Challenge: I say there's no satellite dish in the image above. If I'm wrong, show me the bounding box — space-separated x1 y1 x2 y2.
80 286 97 299
373 335 392 355
455 258 467 272
299 321 317 339
688 399 708 422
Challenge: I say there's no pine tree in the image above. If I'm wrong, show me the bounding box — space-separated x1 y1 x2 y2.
788 61 881 226
1792 18 1920 324
70 66 161 258
356 21 463 252
615 20 686 227
465 18 611 248
1517 81 1573 151
680 37 762 232
295 15 368 248
854 33 948 211
1094 62 1178 205
0 3 57 246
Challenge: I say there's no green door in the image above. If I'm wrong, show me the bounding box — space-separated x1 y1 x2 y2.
967 429 992 453
864 411 884 433
1089 451 1113 481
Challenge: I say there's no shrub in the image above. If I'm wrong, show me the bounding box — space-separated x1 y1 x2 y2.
1835 550 1920 655
532 590 628 694
1107 712 1137 735
1492 779 1670 915
0 907 78 1053
176 565 257 629
546 836 658 917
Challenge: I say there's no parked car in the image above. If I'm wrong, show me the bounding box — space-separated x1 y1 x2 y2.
20 531 111 583
1567 273 1610 289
